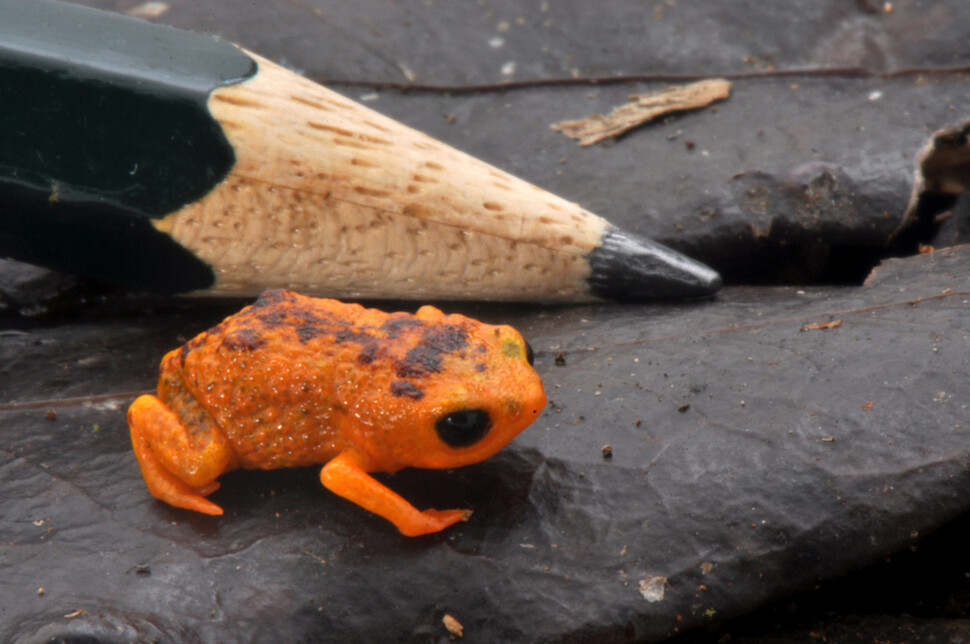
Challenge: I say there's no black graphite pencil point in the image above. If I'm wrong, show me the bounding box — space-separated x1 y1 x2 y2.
587 228 722 302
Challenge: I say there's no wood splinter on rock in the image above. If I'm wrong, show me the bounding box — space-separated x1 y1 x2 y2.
442 614 464 637
552 79 732 146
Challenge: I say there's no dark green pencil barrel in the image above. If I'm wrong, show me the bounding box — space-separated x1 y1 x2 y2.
0 0 255 292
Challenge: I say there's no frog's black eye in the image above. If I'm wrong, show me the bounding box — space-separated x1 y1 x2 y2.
525 341 535 366
435 409 492 448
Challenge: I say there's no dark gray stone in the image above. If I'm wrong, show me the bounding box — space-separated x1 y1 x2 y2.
2 246 969 642
4 2 970 642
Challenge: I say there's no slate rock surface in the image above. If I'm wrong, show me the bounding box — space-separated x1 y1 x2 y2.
3 1 970 642
3 245 969 642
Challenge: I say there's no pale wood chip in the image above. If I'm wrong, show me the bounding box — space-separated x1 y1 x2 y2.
801 319 843 331
442 613 464 637
552 78 732 146
124 2 170 19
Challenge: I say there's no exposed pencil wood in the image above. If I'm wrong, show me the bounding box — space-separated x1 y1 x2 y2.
154 53 611 301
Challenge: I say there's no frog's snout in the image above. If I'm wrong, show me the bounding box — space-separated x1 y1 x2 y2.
524 379 548 421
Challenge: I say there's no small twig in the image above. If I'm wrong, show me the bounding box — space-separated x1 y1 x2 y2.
321 64 970 95
551 78 731 146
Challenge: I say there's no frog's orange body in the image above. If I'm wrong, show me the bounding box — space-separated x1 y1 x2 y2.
128 290 546 536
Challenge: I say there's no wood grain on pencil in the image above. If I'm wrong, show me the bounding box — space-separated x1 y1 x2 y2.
156 54 607 301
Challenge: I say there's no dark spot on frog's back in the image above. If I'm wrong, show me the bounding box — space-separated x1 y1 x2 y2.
390 380 424 400
178 332 211 367
220 328 266 351
256 302 331 339
297 323 322 343
424 324 468 353
254 308 289 328
397 345 441 377
335 328 373 344
396 324 469 378
357 342 380 365
251 288 296 308
380 316 424 338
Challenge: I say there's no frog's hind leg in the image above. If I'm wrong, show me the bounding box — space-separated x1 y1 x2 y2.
128 394 233 515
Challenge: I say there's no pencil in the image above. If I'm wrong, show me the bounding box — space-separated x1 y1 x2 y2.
0 0 721 302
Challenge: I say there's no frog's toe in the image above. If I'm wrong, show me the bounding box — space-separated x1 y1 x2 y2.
173 480 224 515
196 481 221 497
425 508 473 523
147 467 224 515
175 492 224 516
399 508 472 537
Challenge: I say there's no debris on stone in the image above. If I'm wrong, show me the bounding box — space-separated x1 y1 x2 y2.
552 79 731 146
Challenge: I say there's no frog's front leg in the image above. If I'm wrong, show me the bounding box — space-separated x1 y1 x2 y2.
320 452 471 536
128 394 234 515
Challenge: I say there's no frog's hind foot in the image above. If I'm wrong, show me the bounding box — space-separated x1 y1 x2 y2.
128 395 227 516
137 445 225 516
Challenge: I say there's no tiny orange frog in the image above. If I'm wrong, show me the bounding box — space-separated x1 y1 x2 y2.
128 289 546 536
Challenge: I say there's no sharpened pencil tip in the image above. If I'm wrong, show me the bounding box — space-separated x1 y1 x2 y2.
587 228 722 301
